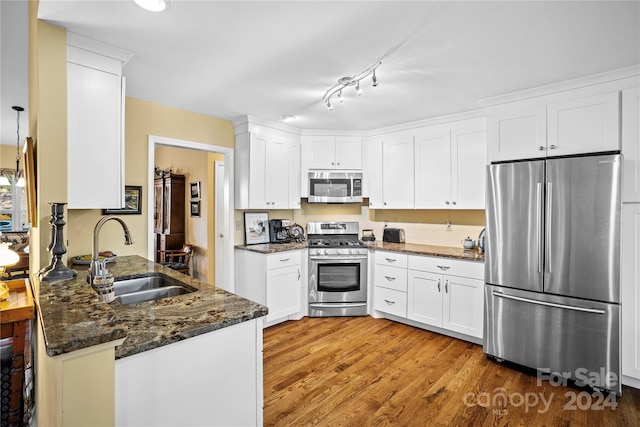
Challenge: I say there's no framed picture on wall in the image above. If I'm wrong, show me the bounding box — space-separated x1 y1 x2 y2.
190 182 201 199
244 212 269 245
190 200 201 217
103 186 142 215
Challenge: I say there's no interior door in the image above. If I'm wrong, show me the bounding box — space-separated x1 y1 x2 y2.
485 160 544 292
214 161 227 290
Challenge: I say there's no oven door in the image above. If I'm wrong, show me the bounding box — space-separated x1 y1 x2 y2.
309 256 367 304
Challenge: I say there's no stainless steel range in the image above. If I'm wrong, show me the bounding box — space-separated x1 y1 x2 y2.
307 221 368 317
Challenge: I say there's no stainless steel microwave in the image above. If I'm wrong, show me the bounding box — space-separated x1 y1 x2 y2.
308 172 363 203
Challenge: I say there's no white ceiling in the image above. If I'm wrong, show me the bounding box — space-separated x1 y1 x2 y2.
2 1 639 146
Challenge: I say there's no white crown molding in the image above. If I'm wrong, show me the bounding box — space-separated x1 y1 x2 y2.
231 114 302 136
365 109 487 137
67 32 134 66
479 65 640 107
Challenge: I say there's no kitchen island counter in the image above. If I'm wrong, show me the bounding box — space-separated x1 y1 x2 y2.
35 255 268 359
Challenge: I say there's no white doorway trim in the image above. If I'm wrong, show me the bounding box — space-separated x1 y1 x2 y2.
214 161 228 290
148 135 235 292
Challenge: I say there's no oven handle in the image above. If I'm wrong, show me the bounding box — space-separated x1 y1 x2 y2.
309 303 367 308
309 255 368 261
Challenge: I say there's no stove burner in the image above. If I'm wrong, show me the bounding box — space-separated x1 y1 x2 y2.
308 238 365 248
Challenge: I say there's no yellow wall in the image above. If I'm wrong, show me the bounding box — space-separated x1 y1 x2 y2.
65 97 234 261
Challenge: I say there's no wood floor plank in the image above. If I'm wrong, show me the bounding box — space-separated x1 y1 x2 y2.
263 316 640 426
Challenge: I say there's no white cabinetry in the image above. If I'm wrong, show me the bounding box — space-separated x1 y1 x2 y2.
235 249 303 327
407 255 484 339
488 92 620 162
67 35 131 209
622 87 640 203
382 134 415 209
622 203 640 388
415 121 486 209
373 252 408 317
304 135 362 170
363 137 383 208
234 120 301 209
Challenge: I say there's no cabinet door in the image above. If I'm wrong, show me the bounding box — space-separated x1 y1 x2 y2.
451 127 487 209
407 270 443 328
622 87 640 203
67 61 123 208
383 136 414 209
488 106 546 162
288 139 301 209
364 138 383 209
414 129 451 209
164 176 185 234
547 92 620 156
335 136 362 169
622 204 640 381
248 134 269 208
153 179 163 234
308 136 337 169
266 265 301 322
265 137 290 208
442 275 484 339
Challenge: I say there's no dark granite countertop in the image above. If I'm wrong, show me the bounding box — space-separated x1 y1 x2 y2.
364 241 485 262
35 255 268 359
235 241 308 254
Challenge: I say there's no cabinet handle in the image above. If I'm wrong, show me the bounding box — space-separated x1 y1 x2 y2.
280 258 290 262
539 146 545 151
549 145 557 149
384 202 387 206
331 162 335 166
445 201 450 205
384 276 396 281
436 265 450 271
385 258 397 263
437 279 441 292
298 269 300 280
384 299 396 305
445 280 449 293
452 201 457 206
370 202 373 206
337 162 340 166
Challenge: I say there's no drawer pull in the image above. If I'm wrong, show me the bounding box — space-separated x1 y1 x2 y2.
437 265 450 271
437 279 441 292
280 258 290 262
385 258 397 263
445 279 449 293
384 299 396 305
384 276 396 281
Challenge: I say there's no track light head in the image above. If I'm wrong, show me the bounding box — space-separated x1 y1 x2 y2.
372 69 378 87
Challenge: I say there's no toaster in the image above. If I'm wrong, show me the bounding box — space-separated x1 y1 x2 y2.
383 228 405 243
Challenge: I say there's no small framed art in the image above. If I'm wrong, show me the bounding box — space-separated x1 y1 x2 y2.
103 186 142 215
244 212 269 245
190 182 201 199
190 200 201 217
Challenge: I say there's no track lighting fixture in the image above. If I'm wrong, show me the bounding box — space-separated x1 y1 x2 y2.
322 61 381 110
0 106 25 187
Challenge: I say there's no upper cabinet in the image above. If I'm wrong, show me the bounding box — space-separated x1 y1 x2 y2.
382 134 415 209
414 120 486 209
304 135 362 170
622 87 640 203
488 92 621 162
234 117 301 209
67 34 132 209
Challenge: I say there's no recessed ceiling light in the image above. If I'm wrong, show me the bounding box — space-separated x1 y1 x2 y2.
279 115 297 122
134 0 169 12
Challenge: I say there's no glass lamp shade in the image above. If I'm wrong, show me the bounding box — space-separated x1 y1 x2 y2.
15 171 25 187
0 175 10 186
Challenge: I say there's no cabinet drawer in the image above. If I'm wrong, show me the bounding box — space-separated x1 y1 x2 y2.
374 286 407 318
408 255 483 280
266 251 301 270
375 265 408 292
375 251 408 268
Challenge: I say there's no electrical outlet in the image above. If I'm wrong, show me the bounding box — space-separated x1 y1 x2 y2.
446 221 452 231
235 220 242 231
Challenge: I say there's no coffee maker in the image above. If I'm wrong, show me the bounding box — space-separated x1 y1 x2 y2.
269 219 291 243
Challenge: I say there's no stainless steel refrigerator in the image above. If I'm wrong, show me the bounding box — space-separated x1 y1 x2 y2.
484 153 622 394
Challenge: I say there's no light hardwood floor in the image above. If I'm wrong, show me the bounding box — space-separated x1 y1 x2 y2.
263 316 640 426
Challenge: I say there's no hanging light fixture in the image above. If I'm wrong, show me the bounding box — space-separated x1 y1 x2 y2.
322 61 381 111
13 106 25 187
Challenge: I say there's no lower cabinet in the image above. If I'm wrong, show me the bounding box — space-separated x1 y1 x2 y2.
235 249 303 327
373 250 484 342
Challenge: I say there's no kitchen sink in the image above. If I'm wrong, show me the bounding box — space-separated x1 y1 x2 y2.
112 273 197 305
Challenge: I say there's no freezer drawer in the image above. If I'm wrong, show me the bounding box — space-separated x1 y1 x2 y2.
484 284 621 394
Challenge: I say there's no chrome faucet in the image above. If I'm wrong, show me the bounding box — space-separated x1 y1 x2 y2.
88 216 134 284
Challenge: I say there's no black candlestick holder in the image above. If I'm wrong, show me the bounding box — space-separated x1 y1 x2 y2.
40 202 77 281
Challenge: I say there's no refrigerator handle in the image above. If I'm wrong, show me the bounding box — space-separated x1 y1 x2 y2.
536 182 543 273
545 181 552 274
492 291 606 314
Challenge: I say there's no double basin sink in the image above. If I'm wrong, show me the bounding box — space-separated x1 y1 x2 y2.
103 273 197 305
